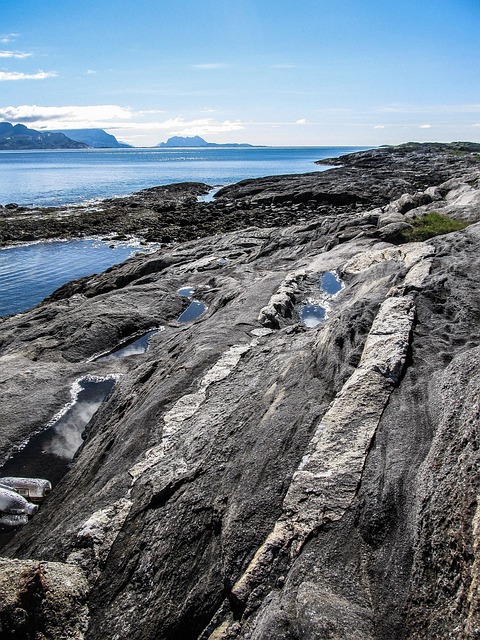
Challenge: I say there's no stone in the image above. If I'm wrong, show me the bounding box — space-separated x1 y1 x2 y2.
0 558 88 639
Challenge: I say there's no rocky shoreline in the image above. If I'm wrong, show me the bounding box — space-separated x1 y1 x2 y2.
0 143 480 639
1 142 479 247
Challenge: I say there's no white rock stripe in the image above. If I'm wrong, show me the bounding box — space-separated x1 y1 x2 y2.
128 342 253 482
224 294 415 613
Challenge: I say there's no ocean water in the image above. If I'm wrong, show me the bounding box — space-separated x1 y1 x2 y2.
0 146 370 316
0 238 157 316
0 146 368 207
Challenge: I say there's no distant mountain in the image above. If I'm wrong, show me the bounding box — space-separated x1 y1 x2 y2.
53 128 133 148
0 122 89 150
156 135 256 148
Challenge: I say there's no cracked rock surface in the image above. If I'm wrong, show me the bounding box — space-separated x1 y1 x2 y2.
0 143 480 639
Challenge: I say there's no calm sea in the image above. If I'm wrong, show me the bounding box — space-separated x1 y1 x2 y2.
0 146 368 207
0 146 370 316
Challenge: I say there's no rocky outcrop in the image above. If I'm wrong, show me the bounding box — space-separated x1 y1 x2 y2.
0 558 88 638
1 142 480 244
0 144 479 639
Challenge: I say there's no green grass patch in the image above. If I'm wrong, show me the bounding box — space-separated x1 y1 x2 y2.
403 211 469 242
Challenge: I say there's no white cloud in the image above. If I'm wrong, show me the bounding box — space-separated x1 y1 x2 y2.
0 50 32 59
85 69 97 75
0 105 244 136
163 118 244 136
270 63 296 69
0 71 56 81
0 104 135 125
419 124 432 129
374 125 385 129
295 118 307 125
136 109 166 115
191 63 228 70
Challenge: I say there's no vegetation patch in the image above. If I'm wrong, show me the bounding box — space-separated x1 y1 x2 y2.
402 211 469 242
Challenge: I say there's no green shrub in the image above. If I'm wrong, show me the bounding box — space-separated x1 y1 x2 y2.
403 211 469 242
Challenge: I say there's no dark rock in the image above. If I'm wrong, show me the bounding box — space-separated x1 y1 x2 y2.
375 221 414 242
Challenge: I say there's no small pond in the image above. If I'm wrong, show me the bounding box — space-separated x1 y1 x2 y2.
300 303 327 328
177 286 195 297
320 271 343 295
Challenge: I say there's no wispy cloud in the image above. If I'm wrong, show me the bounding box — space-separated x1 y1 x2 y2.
374 125 385 129
270 63 296 69
0 33 19 44
313 107 353 114
85 69 97 75
0 71 56 81
190 63 228 70
377 103 480 114
168 118 243 136
295 118 307 125
419 124 432 129
0 50 32 59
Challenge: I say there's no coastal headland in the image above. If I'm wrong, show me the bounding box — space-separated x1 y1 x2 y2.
0 143 479 639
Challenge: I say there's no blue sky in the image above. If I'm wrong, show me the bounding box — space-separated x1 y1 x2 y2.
1 0 479 146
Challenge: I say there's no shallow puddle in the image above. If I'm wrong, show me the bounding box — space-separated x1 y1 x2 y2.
177 300 207 323
95 329 158 362
177 286 195 297
320 271 343 295
300 303 326 328
0 376 116 488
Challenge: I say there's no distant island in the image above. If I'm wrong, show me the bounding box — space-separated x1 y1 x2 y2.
53 128 132 148
0 126 259 150
156 135 258 148
0 122 131 150
0 122 88 150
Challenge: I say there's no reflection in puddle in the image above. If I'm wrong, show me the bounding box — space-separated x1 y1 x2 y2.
95 329 159 362
0 376 116 488
177 286 195 297
177 300 207 323
300 303 326 328
320 271 343 295
300 271 343 329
